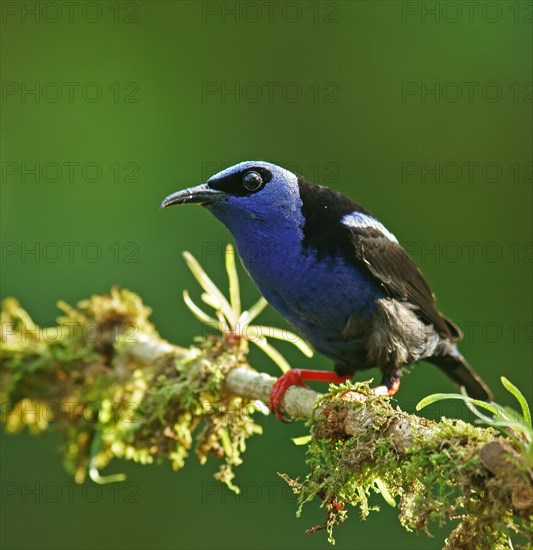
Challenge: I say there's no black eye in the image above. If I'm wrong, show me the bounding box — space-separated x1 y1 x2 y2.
242 171 263 192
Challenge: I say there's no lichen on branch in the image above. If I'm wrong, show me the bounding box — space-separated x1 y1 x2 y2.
283 383 532 548
0 289 262 491
1 246 532 548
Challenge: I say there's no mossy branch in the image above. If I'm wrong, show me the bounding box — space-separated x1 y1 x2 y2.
1 270 531 549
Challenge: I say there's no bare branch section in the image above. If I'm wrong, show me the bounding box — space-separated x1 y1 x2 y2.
1 289 531 549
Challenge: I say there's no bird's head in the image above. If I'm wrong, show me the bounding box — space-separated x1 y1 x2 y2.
160 161 302 232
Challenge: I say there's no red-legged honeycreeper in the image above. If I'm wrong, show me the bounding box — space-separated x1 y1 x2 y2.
161 161 492 418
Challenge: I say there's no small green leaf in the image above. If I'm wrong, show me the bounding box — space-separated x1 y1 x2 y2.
201 292 221 310
292 435 312 446
252 336 291 373
416 393 500 417
89 432 126 484
183 290 219 326
501 376 531 428
247 325 314 358
182 251 235 324
219 428 234 459
89 466 127 485
416 393 448 411
375 477 396 508
241 297 268 325
225 244 241 320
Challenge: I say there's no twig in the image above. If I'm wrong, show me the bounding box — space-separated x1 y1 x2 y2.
1 290 531 549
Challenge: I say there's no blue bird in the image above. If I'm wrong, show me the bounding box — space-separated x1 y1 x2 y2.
161 161 492 418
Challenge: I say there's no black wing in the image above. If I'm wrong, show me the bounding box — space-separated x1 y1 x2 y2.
348 228 461 341
297 179 461 341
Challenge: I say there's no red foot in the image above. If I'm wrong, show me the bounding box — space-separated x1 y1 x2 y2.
270 369 352 420
387 378 401 396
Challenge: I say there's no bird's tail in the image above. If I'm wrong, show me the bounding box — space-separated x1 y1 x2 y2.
427 343 493 401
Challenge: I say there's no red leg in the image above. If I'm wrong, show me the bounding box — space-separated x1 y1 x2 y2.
270 369 352 419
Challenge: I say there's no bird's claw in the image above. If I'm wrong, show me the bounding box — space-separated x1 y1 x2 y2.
270 369 354 420
270 370 400 419
273 406 294 423
269 369 306 420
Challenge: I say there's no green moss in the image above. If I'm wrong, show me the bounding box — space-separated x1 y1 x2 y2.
1 289 261 491
283 382 532 548
2 291 531 545
118 341 262 492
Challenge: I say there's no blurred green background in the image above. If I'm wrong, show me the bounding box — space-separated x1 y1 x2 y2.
1 1 531 549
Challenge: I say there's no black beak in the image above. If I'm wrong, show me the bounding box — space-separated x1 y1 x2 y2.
160 183 228 209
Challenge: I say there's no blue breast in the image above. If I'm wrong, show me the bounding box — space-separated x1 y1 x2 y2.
231 222 383 364
208 200 384 364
